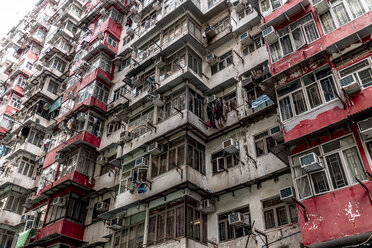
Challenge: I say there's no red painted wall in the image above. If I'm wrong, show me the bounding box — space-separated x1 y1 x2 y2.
283 86 372 143
300 181 372 247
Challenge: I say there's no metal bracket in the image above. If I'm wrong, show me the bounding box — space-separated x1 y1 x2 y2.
173 164 183 179
173 107 184 118
292 197 308 221
147 120 157 132
254 228 268 248
366 172 372 181
356 176 372 205
233 50 244 64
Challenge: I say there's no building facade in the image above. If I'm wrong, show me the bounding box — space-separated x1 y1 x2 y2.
0 0 369 247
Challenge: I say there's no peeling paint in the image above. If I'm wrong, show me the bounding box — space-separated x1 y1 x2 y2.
344 201 361 222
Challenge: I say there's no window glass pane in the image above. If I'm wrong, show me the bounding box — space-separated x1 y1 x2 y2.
292 28 306 49
347 0 365 18
326 153 348 189
269 42 281 62
292 91 307 115
295 176 312 198
306 84 322 108
320 77 336 102
280 35 293 56
303 22 319 43
333 2 350 26
279 97 293 120
358 68 372 87
276 206 288 226
343 147 366 183
264 210 275 229
320 12 336 33
311 171 330 194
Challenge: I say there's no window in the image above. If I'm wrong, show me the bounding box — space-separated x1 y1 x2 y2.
162 17 188 45
65 21 77 34
113 87 126 102
119 58 131 71
211 51 233 75
211 150 240 174
128 108 154 138
213 17 231 36
117 212 145 248
136 36 160 63
86 54 112 74
45 193 87 225
26 62 33 70
9 94 22 109
159 49 186 81
291 135 367 200
277 67 337 121
218 206 251 242
4 194 25 214
16 156 35 177
188 89 204 119
47 80 59 94
68 4 82 18
50 57 67 73
243 34 264 56
151 136 185 177
208 0 220 8
140 11 157 35
260 0 283 16
238 4 253 20
269 14 319 62
27 128 45 147
157 89 186 122
15 76 26 88
87 114 104 138
0 115 13 130
319 0 371 34
187 47 202 75
58 99 74 118
107 121 121 135
76 81 109 105
186 136 206 175
254 131 277 157
107 35 118 48
38 163 58 192
55 38 70 52
263 197 297 229
0 229 14 248
148 197 207 245
109 7 123 24
58 153 78 179
339 58 372 88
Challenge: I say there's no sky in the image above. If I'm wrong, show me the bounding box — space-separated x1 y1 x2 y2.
0 0 40 38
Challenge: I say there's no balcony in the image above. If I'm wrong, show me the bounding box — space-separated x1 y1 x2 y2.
241 94 275 120
32 219 85 245
90 18 122 42
232 7 261 34
0 209 22 227
0 172 35 190
156 66 207 94
23 86 58 108
55 130 101 154
241 46 268 75
80 67 113 88
4 141 44 161
39 46 75 65
73 96 107 114
260 0 310 30
83 39 116 62
37 171 95 197
300 181 372 247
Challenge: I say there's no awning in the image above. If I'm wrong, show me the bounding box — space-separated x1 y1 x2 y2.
252 94 272 108
15 229 35 248
48 96 62 114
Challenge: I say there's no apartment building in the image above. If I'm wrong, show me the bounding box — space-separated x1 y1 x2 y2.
0 0 370 247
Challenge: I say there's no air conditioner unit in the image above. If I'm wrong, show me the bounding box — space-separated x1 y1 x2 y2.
222 138 239 153
55 153 65 163
52 197 66 207
262 26 278 45
206 53 219 66
96 155 107 165
198 199 216 214
358 117 372 140
126 27 135 36
207 94 217 104
153 94 165 107
299 152 323 172
134 157 148 168
76 112 86 122
21 213 34 223
108 217 125 231
96 201 109 212
155 56 166 68
147 142 161 155
340 74 360 94
228 212 249 226
233 0 248 13
240 32 253 46
204 26 216 39
130 5 138 14
242 75 253 87
312 0 330 15
38 157 45 165
96 31 104 40
270 125 283 143
67 91 75 100
120 130 132 142
280 186 294 202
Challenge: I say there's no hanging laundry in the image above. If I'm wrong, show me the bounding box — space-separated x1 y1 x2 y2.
138 183 147 194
